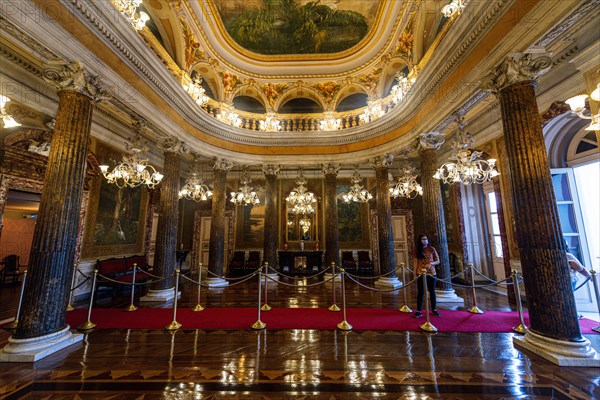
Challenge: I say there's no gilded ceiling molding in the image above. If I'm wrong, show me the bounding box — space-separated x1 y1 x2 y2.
42 61 111 102
321 163 341 176
261 164 281 177
480 53 553 93
418 132 445 151
533 0 599 49
0 17 58 61
369 154 394 169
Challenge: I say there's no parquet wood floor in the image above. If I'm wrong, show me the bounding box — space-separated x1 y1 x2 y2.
1 272 598 399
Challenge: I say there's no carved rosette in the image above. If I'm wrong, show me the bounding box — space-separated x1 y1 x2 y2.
480 53 552 93
42 61 110 102
261 164 281 177
418 131 445 151
369 154 394 170
320 163 340 176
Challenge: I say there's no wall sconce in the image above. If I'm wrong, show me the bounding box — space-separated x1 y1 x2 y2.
566 87 600 131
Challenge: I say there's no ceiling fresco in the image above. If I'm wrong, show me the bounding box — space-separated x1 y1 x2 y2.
214 0 383 55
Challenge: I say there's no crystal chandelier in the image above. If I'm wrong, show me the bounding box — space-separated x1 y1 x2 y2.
441 0 465 18
299 217 311 235
359 99 385 124
320 110 341 131
179 159 212 202
286 170 316 215
217 103 242 128
565 91 600 131
390 165 423 199
99 131 163 189
183 78 209 106
113 0 149 30
0 95 21 128
342 166 373 203
390 73 415 105
230 168 260 206
259 112 282 132
433 116 499 185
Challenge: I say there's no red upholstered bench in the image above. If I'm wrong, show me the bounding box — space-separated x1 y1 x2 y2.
96 255 152 290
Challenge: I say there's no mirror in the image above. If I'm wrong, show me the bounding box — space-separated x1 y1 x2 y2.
286 211 316 241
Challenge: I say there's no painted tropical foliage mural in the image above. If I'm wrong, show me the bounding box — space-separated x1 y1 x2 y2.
222 0 370 55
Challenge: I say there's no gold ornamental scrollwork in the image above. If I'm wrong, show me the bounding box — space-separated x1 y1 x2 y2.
261 164 281 177
418 131 445 151
213 158 233 171
320 163 340 176
369 154 394 169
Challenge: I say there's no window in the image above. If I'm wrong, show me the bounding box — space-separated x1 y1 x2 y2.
486 191 503 259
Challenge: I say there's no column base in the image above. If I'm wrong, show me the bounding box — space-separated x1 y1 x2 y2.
140 289 180 303
374 276 402 289
513 329 600 367
206 277 229 287
0 326 83 362
435 289 464 303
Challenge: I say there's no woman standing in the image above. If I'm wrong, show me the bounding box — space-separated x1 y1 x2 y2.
413 234 441 318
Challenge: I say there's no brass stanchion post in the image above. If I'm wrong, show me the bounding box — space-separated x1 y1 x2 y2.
251 268 266 330
589 268 599 333
337 268 352 331
512 269 527 334
467 263 483 314
261 262 272 311
7 270 27 329
328 262 340 312
125 263 138 312
419 269 438 332
165 270 182 331
78 270 98 331
193 262 204 312
399 263 412 313
67 264 77 311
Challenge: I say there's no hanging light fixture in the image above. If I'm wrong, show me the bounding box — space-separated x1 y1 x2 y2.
320 110 341 131
259 112 282 132
113 0 149 30
299 216 311 235
390 72 416 105
286 170 317 215
441 0 465 18
565 92 600 131
0 95 21 128
433 115 499 185
390 165 423 199
342 166 373 203
99 128 163 189
183 77 209 106
217 103 242 128
179 158 212 202
230 167 260 206
359 99 385 124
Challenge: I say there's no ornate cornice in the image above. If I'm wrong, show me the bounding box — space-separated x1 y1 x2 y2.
533 0 599 49
418 131 445 151
42 61 111 102
157 136 186 154
480 53 552 94
369 154 394 169
261 164 280 177
0 16 58 60
321 163 341 176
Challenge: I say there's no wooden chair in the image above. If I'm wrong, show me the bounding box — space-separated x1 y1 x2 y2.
1 255 21 285
357 251 373 276
245 251 261 270
341 251 356 273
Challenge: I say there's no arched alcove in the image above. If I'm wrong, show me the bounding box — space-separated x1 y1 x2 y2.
279 98 323 114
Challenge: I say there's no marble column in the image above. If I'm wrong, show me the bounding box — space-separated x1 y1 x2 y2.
322 163 340 269
142 136 182 302
206 159 233 287
262 164 280 273
0 61 109 362
482 53 597 366
418 132 462 303
370 155 401 288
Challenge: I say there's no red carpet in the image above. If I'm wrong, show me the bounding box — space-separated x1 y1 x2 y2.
64 308 599 333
